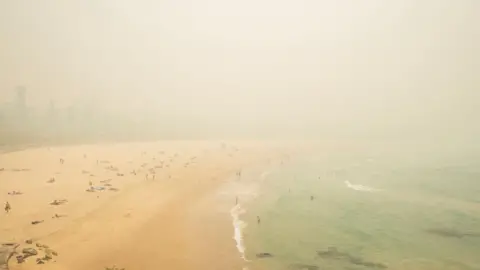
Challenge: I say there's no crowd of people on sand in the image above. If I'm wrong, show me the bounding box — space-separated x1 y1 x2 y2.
4 143 319 270
4 150 176 215
2 149 178 267
3 143 256 268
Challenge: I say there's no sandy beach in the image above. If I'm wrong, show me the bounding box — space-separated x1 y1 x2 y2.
0 140 293 270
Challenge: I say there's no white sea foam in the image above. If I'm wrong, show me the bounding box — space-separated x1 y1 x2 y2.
227 169 273 268
230 204 250 262
345 180 381 192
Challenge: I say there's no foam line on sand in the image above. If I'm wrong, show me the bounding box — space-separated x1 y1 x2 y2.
230 204 250 262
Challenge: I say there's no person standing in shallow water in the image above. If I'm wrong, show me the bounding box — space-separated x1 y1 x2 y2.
257 216 261 224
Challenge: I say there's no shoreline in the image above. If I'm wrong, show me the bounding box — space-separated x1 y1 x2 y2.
1 140 294 270
217 162 282 270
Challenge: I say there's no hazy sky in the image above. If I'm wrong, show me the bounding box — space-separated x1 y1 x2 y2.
1 1 478 139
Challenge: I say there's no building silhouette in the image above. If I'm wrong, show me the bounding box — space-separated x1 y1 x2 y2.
15 86 27 117
48 99 57 119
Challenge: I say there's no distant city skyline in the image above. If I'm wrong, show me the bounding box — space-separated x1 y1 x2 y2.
1 1 478 142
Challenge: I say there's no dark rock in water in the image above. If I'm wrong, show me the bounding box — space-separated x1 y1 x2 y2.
0 243 19 270
348 256 387 269
426 228 464 238
256 252 273 258
358 261 388 269
25 239 33 244
288 263 319 270
425 228 480 238
317 247 387 269
317 246 341 258
31 220 44 225
22 248 38 256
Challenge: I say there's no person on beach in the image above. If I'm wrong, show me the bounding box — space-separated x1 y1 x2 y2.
60 158 64 164
310 195 315 201
257 216 261 224
5 201 11 213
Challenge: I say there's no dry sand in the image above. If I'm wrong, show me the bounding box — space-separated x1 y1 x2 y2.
0 140 295 270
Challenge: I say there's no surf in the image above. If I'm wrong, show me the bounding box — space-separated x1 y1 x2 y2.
344 180 381 192
230 204 250 262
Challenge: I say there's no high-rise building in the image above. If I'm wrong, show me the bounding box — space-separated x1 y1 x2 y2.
48 99 56 118
15 86 27 116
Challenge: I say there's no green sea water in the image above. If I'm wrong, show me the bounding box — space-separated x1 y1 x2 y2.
243 152 480 270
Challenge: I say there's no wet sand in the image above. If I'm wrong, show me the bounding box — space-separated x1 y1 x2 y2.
0 140 293 270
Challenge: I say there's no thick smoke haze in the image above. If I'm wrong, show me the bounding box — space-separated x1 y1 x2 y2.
0 0 479 142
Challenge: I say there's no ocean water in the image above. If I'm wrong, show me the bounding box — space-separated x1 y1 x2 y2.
237 152 480 270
